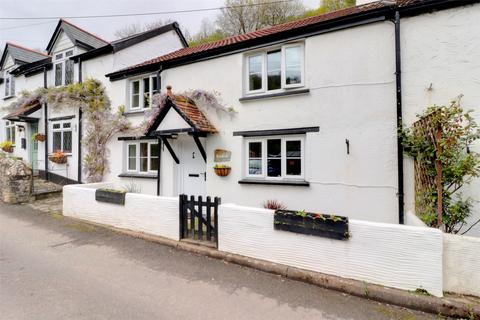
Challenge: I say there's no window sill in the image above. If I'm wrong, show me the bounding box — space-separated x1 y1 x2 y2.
123 109 145 116
118 173 157 179
3 95 15 101
239 88 310 102
238 179 309 186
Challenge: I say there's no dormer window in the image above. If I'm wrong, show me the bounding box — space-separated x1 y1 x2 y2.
54 49 74 86
4 72 15 98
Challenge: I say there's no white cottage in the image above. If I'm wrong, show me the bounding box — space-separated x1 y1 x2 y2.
104 0 480 236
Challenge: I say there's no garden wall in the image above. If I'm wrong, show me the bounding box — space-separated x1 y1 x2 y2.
63 183 480 298
63 183 179 241
218 203 444 297
0 156 32 203
443 234 480 297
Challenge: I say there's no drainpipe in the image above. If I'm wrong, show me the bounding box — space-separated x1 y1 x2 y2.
77 58 83 183
156 67 162 196
43 66 49 181
394 10 405 224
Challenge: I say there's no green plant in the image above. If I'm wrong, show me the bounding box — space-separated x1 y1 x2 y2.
402 97 480 234
122 181 142 193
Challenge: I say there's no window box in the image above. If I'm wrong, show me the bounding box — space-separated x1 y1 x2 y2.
48 151 68 164
95 188 126 205
274 210 349 240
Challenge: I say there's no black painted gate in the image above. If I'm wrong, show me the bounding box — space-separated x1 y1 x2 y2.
179 194 220 246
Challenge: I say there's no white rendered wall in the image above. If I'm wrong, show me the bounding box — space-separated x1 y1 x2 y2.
63 183 180 241
401 5 480 236
218 203 443 296
443 234 480 297
152 21 399 223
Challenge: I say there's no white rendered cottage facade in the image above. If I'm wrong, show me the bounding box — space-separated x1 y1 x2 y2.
105 0 480 236
0 19 187 184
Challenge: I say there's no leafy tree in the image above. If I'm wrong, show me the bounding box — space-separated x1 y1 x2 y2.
302 0 356 17
402 97 480 234
216 0 305 36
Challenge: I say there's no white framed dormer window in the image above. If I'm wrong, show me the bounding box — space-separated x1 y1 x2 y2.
5 120 16 144
245 42 304 95
51 120 72 153
245 135 304 180
54 49 74 86
4 71 15 98
125 141 159 173
129 76 159 111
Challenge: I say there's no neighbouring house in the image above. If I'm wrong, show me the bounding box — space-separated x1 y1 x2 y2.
1 0 479 236
0 19 188 185
103 0 480 235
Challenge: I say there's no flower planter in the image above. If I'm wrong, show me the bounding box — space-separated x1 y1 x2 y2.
33 134 46 142
95 189 126 205
48 155 67 164
2 146 13 153
214 167 231 177
274 210 349 240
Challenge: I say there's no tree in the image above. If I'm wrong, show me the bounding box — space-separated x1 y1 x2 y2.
216 0 305 36
114 19 174 39
303 0 356 17
402 97 480 234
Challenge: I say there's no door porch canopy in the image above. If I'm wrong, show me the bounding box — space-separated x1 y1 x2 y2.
3 100 41 123
145 96 217 163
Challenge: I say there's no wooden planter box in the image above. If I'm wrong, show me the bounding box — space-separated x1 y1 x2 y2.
274 210 349 240
48 155 67 164
214 167 231 177
95 189 126 205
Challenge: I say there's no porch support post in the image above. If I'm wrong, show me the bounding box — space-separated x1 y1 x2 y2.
156 138 162 196
192 134 206 163
160 136 179 164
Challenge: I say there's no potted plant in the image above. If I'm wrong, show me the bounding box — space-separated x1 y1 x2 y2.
0 141 14 153
214 164 231 177
274 209 349 240
32 133 46 142
48 151 68 164
95 188 127 205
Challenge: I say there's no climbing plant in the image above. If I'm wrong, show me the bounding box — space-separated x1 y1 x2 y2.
7 79 131 182
402 96 480 234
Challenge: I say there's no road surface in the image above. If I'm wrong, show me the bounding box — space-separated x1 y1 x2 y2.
0 202 437 320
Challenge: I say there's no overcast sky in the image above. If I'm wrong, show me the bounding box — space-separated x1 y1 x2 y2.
0 0 319 52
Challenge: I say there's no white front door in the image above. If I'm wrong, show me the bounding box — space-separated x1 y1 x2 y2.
179 136 207 197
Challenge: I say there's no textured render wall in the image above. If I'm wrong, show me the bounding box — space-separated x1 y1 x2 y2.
401 4 480 236
405 210 427 227
218 203 444 297
154 21 399 223
63 183 179 241
443 234 480 297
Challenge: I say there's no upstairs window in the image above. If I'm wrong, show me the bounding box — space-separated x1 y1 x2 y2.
129 76 159 110
5 121 15 143
52 120 72 153
54 50 74 86
4 72 15 98
245 136 304 180
126 141 159 173
245 43 304 95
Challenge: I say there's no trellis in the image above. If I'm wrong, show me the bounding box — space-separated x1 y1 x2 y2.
412 110 443 226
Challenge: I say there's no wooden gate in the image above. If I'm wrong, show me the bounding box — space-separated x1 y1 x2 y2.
179 194 220 246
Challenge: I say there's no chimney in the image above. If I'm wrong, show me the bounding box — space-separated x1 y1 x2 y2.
166 85 174 98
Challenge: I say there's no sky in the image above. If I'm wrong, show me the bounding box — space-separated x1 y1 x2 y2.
0 0 320 52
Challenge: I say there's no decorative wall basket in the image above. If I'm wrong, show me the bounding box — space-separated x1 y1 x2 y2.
49 154 68 164
2 146 13 153
214 166 231 177
33 133 46 142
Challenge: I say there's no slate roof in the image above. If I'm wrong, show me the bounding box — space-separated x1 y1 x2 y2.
46 19 109 54
107 0 478 79
0 42 49 69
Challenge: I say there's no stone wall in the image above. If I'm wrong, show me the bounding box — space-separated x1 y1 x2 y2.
0 155 33 203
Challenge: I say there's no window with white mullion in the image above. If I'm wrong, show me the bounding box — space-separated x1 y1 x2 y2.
284 138 303 178
247 140 264 177
54 50 74 86
247 54 264 93
130 76 158 110
282 44 304 88
4 71 15 97
5 121 15 144
127 143 137 171
125 141 159 173
51 121 72 153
